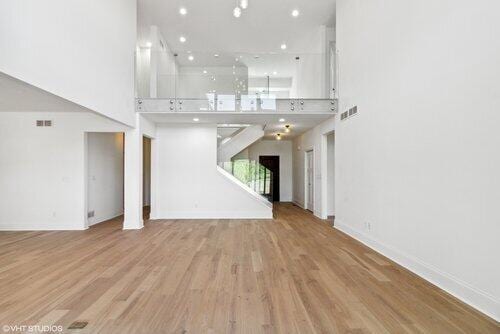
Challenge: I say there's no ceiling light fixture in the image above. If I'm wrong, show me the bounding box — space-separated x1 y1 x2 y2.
276 133 282 140
203 70 207 74
193 118 199 122
280 43 287 50
179 36 186 43
188 55 194 61
285 124 291 133
214 54 219 58
146 42 152 48
292 9 300 17
179 7 187 15
279 118 285 122
233 6 242 18
240 0 248 9
273 71 278 75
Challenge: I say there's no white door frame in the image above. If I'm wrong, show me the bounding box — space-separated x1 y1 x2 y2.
304 149 314 212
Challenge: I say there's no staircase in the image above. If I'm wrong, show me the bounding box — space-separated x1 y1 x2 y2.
218 159 274 203
216 124 274 206
217 125 264 163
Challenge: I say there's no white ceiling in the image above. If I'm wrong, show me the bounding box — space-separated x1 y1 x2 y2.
140 112 333 140
138 0 335 55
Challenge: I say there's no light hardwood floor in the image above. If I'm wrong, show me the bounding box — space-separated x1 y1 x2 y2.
0 203 498 333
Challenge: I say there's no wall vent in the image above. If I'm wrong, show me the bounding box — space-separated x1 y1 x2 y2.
349 106 358 117
36 120 53 127
87 210 95 218
340 111 349 120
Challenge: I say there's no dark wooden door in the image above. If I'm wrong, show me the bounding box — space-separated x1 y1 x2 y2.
259 156 280 202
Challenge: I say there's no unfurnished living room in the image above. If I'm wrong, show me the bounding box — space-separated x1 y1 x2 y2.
0 0 499 333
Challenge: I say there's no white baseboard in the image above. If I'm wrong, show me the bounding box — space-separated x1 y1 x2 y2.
151 211 273 220
335 220 500 322
0 224 87 231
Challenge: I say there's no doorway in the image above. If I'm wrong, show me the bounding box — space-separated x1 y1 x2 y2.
86 132 124 227
326 132 335 225
143 136 152 220
305 150 314 212
259 155 280 202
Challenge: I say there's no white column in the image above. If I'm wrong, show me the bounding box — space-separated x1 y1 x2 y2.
123 115 143 229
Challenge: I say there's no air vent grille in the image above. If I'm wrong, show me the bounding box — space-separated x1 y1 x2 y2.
341 106 358 121
349 106 358 116
36 120 53 127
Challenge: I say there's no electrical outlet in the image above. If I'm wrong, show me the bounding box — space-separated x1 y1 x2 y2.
87 210 95 218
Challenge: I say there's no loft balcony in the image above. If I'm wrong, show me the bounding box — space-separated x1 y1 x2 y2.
135 50 337 114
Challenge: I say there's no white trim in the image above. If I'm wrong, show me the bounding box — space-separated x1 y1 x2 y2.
0 225 88 231
335 220 500 322
150 211 273 220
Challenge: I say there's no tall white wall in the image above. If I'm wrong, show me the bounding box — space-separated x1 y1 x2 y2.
0 112 127 230
153 124 272 219
335 0 500 320
0 0 137 126
87 133 124 226
245 139 293 202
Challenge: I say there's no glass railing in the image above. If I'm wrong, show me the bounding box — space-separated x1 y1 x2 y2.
136 49 337 100
218 159 273 201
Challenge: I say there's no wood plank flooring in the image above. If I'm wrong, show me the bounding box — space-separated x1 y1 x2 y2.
0 203 498 333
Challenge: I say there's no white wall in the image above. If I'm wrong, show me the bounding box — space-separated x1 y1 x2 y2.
335 0 500 320
0 0 137 126
292 117 335 219
244 139 293 202
87 133 124 226
153 124 272 219
0 112 128 230
177 66 249 99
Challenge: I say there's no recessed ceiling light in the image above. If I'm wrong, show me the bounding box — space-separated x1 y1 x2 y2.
214 54 219 58
292 9 300 17
203 70 207 74
279 118 285 122
179 7 187 15
254 55 260 59
281 43 287 50
273 71 278 75
240 0 248 9
233 6 242 18
193 118 199 122
188 55 194 61
179 36 186 43
264 72 268 75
